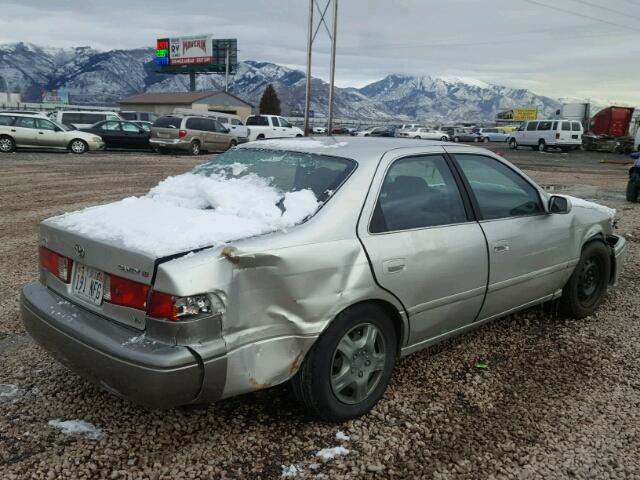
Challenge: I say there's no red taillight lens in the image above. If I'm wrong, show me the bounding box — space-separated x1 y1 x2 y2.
104 274 150 310
148 291 178 321
178 129 187 139
39 246 72 283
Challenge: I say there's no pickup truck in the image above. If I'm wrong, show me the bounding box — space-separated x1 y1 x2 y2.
245 115 304 141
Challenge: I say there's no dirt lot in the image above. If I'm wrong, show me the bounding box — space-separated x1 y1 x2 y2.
1 146 639 479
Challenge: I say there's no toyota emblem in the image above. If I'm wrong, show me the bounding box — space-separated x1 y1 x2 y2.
74 244 86 258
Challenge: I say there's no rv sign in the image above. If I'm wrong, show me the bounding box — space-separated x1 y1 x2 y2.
169 35 213 66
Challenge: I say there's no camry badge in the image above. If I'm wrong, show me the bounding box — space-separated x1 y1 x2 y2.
74 244 86 258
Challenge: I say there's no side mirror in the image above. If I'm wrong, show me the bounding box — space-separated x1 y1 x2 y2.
223 128 230 134
139 129 146 134
549 195 571 214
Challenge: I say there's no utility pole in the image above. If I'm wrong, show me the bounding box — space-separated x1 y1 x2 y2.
225 46 230 92
303 0 339 136
189 71 196 92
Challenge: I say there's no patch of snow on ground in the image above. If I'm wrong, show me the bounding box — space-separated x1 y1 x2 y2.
281 464 303 477
261 139 348 150
48 172 320 257
316 446 350 461
335 431 350 441
48 419 104 440
0 384 23 402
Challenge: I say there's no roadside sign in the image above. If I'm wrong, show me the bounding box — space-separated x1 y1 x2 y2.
512 108 538 122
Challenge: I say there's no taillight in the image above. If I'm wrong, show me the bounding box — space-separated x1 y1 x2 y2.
178 129 187 139
104 274 149 310
556 133 560 139
148 291 214 321
39 246 72 283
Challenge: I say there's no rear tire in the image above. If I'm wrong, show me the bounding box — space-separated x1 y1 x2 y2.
626 180 639 202
483 137 490 143
69 139 88 154
0 135 15 153
291 303 397 422
189 141 201 156
560 241 611 318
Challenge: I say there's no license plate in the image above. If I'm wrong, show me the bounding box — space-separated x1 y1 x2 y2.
157 132 169 138
72 264 104 306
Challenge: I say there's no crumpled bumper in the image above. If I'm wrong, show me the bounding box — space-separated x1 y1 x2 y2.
609 234 628 286
21 282 227 409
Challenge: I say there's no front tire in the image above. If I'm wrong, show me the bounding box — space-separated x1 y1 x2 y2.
229 139 237 149
440 136 448 141
509 138 518 150
453 136 460 143
0 135 15 153
291 303 397 422
626 180 639 202
69 139 88 154
483 137 490 143
560 241 611 318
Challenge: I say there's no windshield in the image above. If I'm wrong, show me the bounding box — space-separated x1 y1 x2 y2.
193 148 357 205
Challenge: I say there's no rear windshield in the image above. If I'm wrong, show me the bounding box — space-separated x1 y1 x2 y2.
246 116 269 126
571 122 582 131
153 117 182 129
193 148 357 204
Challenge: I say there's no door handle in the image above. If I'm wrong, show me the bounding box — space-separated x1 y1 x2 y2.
10 129 16 132
383 259 406 274
38 132 44 134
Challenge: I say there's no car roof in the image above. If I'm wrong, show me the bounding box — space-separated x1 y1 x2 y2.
239 136 470 161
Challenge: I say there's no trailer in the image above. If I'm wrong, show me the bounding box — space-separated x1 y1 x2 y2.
583 106 636 154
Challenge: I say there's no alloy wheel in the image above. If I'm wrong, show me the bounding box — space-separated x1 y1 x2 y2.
330 323 386 405
0 138 13 152
71 140 86 153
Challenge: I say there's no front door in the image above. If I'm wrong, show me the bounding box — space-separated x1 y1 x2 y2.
120 122 148 149
451 152 573 320
35 118 66 148
358 151 489 347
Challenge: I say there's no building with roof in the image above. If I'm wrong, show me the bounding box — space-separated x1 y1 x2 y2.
119 91 254 121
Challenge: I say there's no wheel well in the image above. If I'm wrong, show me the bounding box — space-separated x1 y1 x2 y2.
340 299 405 355
68 138 87 148
582 234 615 283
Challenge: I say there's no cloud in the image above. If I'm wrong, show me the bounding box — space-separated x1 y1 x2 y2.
0 0 638 103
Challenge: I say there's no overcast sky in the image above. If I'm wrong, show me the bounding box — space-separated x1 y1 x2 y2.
1 0 639 103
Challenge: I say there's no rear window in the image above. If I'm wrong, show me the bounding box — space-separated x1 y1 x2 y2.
246 116 269 126
62 113 105 124
0 115 15 126
571 122 582 131
153 117 182 129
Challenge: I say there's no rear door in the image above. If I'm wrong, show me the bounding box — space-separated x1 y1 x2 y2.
12 116 38 146
358 148 489 348
96 121 123 148
523 121 539 145
450 150 573 320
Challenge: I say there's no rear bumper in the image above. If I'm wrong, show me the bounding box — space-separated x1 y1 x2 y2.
21 282 227 409
149 138 190 150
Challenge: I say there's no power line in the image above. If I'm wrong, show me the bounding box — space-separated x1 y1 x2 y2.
522 0 640 32
568 0 640 21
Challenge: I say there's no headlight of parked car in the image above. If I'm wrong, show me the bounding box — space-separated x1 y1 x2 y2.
92 137 102 142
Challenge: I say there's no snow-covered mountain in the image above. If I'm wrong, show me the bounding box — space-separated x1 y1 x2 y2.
0 42 562 122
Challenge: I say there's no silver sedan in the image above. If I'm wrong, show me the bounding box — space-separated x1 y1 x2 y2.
22 138 627 421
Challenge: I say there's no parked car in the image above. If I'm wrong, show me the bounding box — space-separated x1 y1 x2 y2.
398 127 449 141
442 127 483 143
21 138 627 421
54 111 123 129
313 126 327 134
173 109 250 144
331 126 349 135
0 110 49 117
355 126 394 137
245 115 304 141
475 128 510 142
0 113 104 154
120 111 159 123
394 124 425 137
80 120 151 150
508 120 583 152
150 115 237 155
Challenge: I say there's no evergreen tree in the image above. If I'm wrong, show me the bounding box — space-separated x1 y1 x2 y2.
259 84 281 115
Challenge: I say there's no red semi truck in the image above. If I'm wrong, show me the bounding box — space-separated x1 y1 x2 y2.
583 106 639 153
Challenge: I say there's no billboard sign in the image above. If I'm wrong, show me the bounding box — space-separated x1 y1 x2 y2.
512 107 538 122
155 36 237 74
42 89 69 104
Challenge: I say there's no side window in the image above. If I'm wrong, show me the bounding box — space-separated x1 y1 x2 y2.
15 117 37 129
185 118 204 131
231 119 241 126
562 121 571 131
571 122 582 132
0 116 15 126
106 115 120 121
139 113 149 121
217 117 229 125
370 155 468 233
280 118 292 128
526 122 538 131
271 117 280 127
100 121 121 131
537 121 551 131
121 122 140 132
552 122 558 130
455 154 543 220
36 119 57 131
213 120 227 132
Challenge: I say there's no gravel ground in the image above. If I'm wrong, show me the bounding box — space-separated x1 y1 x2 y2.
1 148 639 479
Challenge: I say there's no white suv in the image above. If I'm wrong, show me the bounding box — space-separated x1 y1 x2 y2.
509 120 583 152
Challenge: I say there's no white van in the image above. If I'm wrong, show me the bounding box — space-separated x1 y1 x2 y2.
55 111 122 129
508 120 583 152
172 109 249 143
